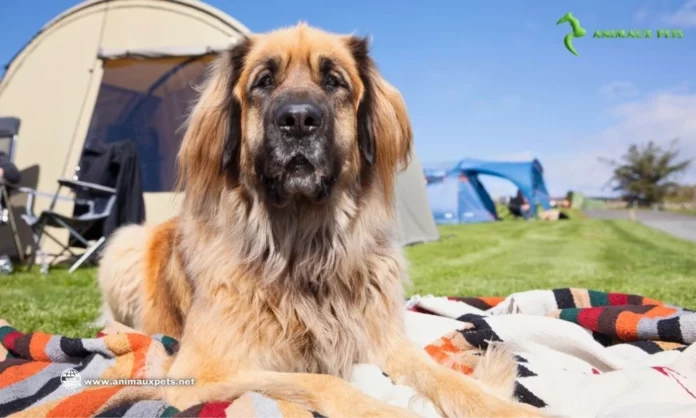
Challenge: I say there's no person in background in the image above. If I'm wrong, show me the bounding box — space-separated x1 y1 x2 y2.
508 189 532 219
0 151 21 184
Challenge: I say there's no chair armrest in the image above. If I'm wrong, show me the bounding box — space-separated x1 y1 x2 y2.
12 187 82 220
57 178 116 197
15 187 77 202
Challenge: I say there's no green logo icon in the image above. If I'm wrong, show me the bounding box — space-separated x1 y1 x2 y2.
556 12 587 56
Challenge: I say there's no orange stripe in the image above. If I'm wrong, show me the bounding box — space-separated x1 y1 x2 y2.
29 332 52 361
47 387 122 418
642 297 664 306
615 311 641 340
644 305 678 319
0 362 51 390
425 337 474 374
480 297 505 308
127 333 151 377
439 336 461 353
454 363 474 375
425 342 449 364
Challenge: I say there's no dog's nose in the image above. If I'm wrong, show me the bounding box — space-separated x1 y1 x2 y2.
274 103 323 138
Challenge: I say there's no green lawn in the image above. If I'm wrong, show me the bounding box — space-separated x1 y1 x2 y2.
406 219 696 307
1 268 101 337
2 218 696 337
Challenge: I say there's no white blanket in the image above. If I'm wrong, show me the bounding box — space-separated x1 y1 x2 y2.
348 294 696 417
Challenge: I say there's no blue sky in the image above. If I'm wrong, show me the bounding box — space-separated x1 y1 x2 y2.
2 0 695 197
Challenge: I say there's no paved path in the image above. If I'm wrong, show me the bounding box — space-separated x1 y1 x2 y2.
583 209 696 243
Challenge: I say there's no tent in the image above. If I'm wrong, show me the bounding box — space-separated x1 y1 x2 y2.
0 0 438 250
425 158 552 224
394 153 440 245
426 173 497 224
451 159 552 215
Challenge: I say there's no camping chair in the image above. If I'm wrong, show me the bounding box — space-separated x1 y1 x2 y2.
0 117 25 263
20 176 117 274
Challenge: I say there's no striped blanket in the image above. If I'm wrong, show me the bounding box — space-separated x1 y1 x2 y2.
2 288 696 417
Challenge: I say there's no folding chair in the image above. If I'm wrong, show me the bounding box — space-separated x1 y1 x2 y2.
21 178 117 274
0 117 25 263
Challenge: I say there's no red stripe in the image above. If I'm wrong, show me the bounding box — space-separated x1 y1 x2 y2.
608 293 628 306
2 330 23 351
409 306 438 316
199 402 231 417
653 367 696 399
577 307 603 332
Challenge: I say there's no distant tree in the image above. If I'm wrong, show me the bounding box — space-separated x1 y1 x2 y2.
601 139 693 206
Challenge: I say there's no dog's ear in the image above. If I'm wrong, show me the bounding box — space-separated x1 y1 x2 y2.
347 36 413 201
221 41 251 182
177 38 251 211
348 37 376 167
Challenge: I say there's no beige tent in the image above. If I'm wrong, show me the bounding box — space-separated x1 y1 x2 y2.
0 0 437 259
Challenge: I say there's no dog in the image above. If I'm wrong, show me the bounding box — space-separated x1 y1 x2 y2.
97 23 544 417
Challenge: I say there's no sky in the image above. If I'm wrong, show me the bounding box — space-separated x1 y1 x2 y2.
1 0 695 198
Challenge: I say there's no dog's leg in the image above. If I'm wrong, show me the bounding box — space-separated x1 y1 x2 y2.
377 335 545 417
163 298 416 417
165 369 417 417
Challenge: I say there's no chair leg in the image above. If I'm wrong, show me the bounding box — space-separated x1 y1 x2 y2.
2 186 25 264
68 236 106 274
26 224 43 273
40 249 49 275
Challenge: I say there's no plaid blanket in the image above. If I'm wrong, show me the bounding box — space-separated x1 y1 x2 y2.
2 288 696 417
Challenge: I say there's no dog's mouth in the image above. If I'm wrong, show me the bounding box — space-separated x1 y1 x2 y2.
286 155 314 176
261 154 336 208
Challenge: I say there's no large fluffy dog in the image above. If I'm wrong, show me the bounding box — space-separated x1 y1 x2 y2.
98 23 543 417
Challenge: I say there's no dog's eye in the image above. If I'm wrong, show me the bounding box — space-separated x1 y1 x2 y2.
324 74 343 91
254 73 274 90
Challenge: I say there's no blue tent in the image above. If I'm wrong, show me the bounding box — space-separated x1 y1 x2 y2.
426 173 498 224
425 158 552 224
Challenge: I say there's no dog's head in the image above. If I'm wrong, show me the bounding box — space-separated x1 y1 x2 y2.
178 23 412 212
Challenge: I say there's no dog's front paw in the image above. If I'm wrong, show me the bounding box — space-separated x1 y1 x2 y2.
348 398 419 418
433 370 546 417
164 386 204 412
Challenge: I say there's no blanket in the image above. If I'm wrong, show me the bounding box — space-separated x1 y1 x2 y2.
2 288 696 417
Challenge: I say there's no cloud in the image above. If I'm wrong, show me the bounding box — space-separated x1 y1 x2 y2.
598 81 639 101
545 87 696 196
661 0 696 27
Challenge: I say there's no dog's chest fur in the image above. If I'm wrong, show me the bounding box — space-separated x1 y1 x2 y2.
222 259 403 378
181 198 406 379
194 244 405 379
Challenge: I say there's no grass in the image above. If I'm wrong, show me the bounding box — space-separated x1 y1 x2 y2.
2 218 696 337
405 219 696 308
1 267 101 337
